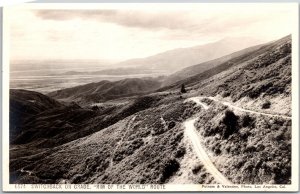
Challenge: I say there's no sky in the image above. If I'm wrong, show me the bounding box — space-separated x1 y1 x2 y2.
7 4 297 62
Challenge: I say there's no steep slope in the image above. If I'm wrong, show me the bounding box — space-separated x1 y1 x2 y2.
161 35 291 91
186 35 291 106
114 37 262 73
162 44 265 86
48 78 162 105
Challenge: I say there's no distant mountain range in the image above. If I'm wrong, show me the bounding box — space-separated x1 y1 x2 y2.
113 37 263 72
62 37 263 76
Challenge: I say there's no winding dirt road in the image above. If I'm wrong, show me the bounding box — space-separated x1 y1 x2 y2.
185 97 210 110
184 118 232 184
207 97 292 120
184 97 232 184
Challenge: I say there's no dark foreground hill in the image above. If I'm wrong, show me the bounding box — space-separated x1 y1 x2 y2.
9 89 63 141
10 90 170 149
9 35 292 185
48 77 162 105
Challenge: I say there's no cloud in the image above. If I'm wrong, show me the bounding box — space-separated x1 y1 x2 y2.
33 8 280 38
34 10 201 31
35 10 116 21
9 5 296 61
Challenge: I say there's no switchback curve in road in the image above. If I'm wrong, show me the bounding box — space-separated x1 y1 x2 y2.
184 97 232 184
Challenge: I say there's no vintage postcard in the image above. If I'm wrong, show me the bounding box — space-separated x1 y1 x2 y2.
2 3 299 192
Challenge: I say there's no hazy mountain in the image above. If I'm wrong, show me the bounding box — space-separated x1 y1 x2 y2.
114 37 263 73
59 37 262 77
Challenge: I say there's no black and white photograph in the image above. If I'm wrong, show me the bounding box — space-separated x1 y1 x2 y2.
2 3 299 192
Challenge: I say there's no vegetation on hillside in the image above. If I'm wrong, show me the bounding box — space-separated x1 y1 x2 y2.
194 102 291 184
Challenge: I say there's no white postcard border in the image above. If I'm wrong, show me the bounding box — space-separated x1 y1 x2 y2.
2 3 299 192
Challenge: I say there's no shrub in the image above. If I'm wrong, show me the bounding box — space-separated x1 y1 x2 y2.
168 121 176 129
181 84 187 93
174 146 186 158
262 100 271 109
151 121 165 135
212 142 222 155
222 110 239 139
159 158 180 183
222 91 230 98
91 105 99 111
244 146 256 153
192 165 202 174
169 132 184 146
241 115 255 128
239 127 251 140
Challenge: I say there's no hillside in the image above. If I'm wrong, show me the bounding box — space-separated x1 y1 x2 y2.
48 78 162 105
161 35 291 91
183 35 291 107
10 90 169 150
171 35 292 184
162 43 265 86
10 35 292 185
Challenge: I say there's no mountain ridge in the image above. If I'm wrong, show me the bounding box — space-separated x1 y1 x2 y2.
48 77 162 105
113 37 263 73
160 35 291 89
